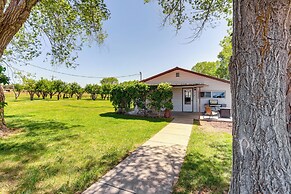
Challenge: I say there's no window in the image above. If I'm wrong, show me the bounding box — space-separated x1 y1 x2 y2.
184 90 191 104
212 91 225 98
200 92 211 98
200 91 226 98
176 72 180 77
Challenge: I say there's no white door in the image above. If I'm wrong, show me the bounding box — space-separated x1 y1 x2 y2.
183 88 193 112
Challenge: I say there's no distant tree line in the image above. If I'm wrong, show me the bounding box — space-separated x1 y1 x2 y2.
4 77 119 101
3 77 174 117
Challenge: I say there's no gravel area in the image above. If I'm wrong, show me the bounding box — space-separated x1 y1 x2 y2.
199 120 232 134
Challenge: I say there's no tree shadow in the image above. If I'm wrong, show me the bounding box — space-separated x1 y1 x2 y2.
174 139 232 193
65 104 112 109
99 112 171 123
5 114 35 119
61 149 125 193
0 118 83 193
6 117 83 136
81 144 186 194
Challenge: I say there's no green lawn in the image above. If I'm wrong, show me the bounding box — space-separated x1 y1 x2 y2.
0 93 170 193
174 123 232 194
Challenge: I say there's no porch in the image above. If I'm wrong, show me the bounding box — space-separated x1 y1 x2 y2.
172 112 232 123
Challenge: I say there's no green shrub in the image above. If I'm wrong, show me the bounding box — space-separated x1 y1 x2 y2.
110 81 149 113
148 83 173 115
110 82 173 117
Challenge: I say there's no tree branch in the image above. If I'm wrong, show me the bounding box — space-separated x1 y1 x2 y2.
0 0 38 57
188 0 214 41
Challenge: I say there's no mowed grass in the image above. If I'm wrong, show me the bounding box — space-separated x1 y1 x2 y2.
174 123 232 194
0 93 170 193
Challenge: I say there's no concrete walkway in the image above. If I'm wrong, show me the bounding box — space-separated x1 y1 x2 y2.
83 115 193 194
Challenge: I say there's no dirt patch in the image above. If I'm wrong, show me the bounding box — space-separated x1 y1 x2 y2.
0 128 22 138
199 120 232 134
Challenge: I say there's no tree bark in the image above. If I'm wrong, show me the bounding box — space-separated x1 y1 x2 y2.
91 94 96 100
0 85 7 131
230 0 291 193
0 0 39 131
0 0 39 57
28 91 34 100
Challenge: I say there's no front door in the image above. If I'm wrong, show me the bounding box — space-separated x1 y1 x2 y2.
183 88 193 112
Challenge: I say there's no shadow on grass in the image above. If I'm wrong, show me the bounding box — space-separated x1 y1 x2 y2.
59 149 124 193
6 117 83 136
0 118 83 193
65 104 112 109
1 117 82 160
174 127 232 194
5 114 35 119
99 112 171 123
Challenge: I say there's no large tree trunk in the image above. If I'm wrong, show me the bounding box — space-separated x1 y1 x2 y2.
230 0 291 193
0 0 39 131
0 0 39 57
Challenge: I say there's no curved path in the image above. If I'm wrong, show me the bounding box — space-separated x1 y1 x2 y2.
83 115 193 194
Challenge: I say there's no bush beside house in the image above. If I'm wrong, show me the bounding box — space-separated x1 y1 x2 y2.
110 81 173 117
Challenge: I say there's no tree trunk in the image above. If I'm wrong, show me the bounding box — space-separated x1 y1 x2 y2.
0 85 7 131
92 94 96 100
28 92 34 101
0 0 39 57
13 91 19 100
230 0 291 193
0 1 39 131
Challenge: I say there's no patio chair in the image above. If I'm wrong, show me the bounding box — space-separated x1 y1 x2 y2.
204 106 219 119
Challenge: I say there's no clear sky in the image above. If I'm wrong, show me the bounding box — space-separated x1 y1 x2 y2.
9 0 229 86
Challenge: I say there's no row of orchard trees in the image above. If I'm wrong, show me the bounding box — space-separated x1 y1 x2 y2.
10 77 119 101
110 81 173 117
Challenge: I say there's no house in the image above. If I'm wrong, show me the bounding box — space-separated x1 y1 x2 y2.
141 67 231 113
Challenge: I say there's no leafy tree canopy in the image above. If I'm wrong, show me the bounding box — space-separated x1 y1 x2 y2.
191 33 232 80
145 0 232 38
1 0 110 67
23 78 36 92
100 77 118 85
0 66 9 85
216 34 231 79
192 61 219 76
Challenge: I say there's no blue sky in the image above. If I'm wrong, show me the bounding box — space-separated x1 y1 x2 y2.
9 0 228 86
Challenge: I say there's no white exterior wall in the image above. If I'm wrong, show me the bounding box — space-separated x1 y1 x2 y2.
172 88 182 112
144 69 231 112
199 83 231 112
